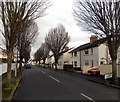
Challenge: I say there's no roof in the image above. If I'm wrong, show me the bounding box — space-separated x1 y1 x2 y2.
0 46 6 54
59 48 73 55
70 38 106 53
0 44 6 51
48 48 73 58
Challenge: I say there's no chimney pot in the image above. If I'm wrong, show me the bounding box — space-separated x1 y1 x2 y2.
90 35 98 43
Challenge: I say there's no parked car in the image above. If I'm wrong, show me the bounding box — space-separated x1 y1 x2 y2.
25 64 31 69
88 68 100 75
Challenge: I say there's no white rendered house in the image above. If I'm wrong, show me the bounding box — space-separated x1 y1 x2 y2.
69 35 111 70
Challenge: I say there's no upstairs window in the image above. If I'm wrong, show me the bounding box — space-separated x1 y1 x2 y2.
84 49 89 55
91 48 93 54
71 53 73 57
74 52 77 57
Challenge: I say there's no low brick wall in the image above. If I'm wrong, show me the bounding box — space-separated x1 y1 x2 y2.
82 65 120 77
100 65 120 77
82 66 92 74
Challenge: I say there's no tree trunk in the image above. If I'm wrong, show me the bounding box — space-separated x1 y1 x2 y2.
19 57 23 72
55 63 58 70
36 60 38 64
6 51 13 87
39 60 40 65
43 59 46 67
54 55 59 70
112 59 118 85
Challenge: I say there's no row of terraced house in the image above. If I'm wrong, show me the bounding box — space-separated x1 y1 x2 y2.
46 35 120 77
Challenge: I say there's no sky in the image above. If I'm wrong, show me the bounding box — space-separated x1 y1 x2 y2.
31 0 92 58
0 0 93 58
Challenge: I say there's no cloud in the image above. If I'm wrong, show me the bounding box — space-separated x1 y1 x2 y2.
31 0 91 58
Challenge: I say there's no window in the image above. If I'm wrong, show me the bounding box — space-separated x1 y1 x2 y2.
72 61 73 65
118 58 120 64
91 60 93 67
100 61 104 65
74 52 77 57
74 61 77 67
84 49 89 55
91 48 93 54
71 53 73 57
85 60 89 66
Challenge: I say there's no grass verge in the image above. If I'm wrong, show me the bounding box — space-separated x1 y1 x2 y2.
2 70 24 101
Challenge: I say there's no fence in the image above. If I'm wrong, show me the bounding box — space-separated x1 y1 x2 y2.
82 65 120 77
0 63 20 75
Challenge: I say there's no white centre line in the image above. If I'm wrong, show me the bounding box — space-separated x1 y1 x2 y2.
49 75 60 83
81 93 96 102
41 71 45 74
37 69 45 74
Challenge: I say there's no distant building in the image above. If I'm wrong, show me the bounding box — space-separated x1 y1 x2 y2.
117 48 120 64
69 35 112 70
57 48 73 69
46 47 73 69
46 54 54 68
0 44 7 63
46 35 120 73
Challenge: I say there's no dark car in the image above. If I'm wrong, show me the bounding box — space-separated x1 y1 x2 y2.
25 64 31 69
88 68 100 76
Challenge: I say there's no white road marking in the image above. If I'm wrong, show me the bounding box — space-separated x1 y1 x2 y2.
81 93 96 102
41 71 45 74
49 75 60 83
36 69 45 74
31 70 35 73
38 69 41 71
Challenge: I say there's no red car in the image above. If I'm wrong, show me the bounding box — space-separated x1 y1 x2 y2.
88 68 100 75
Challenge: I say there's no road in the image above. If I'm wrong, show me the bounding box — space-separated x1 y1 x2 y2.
13 65 119 101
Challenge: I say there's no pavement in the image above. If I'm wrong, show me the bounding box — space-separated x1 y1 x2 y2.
44 67 120 88
12 65 120 101
73 71 120 88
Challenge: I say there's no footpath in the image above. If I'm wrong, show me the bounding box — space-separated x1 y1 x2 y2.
43 66 120 89
74 71 120 89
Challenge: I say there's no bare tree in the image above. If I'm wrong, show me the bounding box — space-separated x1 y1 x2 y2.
45 24 70 70
34 42 50 66
34 51 39 64
23 45 31 64
17 20 39 71
34 48 43 64
0 0 51 87
39 43 50 66
73 0 120 84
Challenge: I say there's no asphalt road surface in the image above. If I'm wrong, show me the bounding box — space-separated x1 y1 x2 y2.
13 65 119 101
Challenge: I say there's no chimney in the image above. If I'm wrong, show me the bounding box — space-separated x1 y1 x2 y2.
64 46 69 50
90 35 98 43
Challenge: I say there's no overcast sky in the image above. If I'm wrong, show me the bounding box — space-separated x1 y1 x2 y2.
0 0 92 58
31 0 93 58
